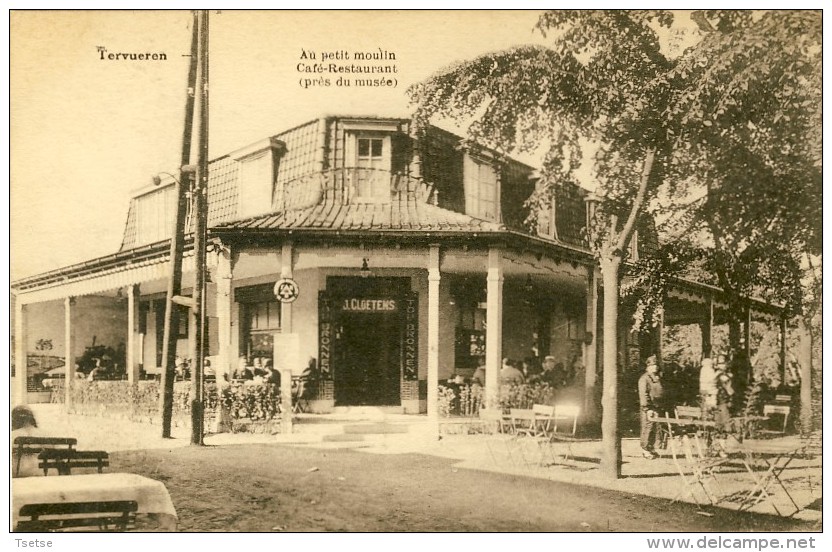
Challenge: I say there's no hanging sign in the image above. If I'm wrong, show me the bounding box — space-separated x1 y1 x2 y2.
273 278 300 303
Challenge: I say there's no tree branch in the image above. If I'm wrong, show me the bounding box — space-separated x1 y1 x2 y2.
614 148 655 254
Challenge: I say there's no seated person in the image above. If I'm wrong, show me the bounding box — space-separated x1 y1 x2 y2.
262 365 280 386
499 358 525 385
203 358 216 382
471 361 486 386
11 406 44 478
88 359 104 381
530 356 562 387
301 357 318 382
234 356 254 381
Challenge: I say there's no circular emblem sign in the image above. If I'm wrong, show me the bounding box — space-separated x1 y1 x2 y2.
273 278 300 303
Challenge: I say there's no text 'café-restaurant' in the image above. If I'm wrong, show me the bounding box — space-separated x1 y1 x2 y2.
12 115 776 417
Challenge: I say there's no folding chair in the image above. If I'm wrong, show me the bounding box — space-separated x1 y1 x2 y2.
668 433 727 507
478 408 509 434
479 409 516 467
536 404 582 465
553 404 580 436
531 404 556 437
509 408 538 437
291 377 311 413
675 405 703 420
508 409 543 470
760 404 790 436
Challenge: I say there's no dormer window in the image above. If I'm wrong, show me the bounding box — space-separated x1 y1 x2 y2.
231 138 285 219
348 133 391 202
463 154 499 221
136 185 177 245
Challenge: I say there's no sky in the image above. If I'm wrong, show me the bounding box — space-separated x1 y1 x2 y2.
10 10 554 281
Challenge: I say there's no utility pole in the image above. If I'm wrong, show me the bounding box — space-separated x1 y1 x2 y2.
190 9 210 445
160 12 199 439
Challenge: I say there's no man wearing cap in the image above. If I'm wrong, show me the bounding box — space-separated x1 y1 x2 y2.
638 355 665 459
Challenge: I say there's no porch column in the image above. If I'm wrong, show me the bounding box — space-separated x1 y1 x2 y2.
280 241 294 434
126 286 141 384
14 300 28 405
701 295 714 358
583 266 599 422
280 242 294 332
427 245 441 425
484 247 503 408
64 297 76 407
215 247 234 382
779 316 787 386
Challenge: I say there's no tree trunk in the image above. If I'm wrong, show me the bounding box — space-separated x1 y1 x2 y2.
795 316 813 434
728 320 741 353
599 255 622 479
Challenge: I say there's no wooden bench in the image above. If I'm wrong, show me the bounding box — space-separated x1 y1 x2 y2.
16 501 138 532
13 436 77 477
38 449 110 476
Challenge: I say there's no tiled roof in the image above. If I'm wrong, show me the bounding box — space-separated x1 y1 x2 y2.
214 198 504 234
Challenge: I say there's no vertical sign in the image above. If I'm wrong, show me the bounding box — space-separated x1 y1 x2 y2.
318 291 333 380
403 292 418 380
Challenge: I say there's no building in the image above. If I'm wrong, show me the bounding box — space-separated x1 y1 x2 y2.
11 115 782 421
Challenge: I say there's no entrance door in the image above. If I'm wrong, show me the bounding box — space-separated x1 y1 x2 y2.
336 309 401 406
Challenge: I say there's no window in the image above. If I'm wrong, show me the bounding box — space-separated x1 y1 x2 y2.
463 155 499 221
237 284 282 361
136 186 177 245
238 151 274 219
243 300 281 360
348 133 391 202
536 186 558 239
231 138 285 219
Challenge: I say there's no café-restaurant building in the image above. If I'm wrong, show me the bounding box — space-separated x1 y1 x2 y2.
11 116 780 419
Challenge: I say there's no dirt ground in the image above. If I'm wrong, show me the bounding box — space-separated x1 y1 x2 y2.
110 443 819 532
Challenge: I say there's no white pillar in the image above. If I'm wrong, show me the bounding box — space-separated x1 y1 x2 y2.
280 241 294 433
485 247 503 409
215 248 234 382
584 266 599 421
64 297 76 406
14 299 28 406
280 242 294 332
427 245 441 425
127 286 141 384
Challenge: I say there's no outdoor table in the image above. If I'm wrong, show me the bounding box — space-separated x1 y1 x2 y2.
653 416 717 435
733 440 802 517
12 472 178 531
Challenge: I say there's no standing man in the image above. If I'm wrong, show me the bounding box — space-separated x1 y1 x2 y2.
638 355 664 459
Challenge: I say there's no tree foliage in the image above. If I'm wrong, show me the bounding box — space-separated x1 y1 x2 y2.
409 9 821 323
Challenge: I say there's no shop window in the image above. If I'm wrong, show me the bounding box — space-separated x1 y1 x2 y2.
237 283 282 362
463 154 498 221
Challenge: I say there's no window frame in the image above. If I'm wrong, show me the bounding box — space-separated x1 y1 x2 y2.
347 132 392 203
463 153 500 221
